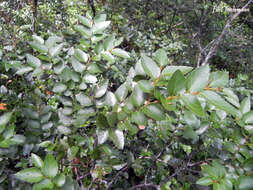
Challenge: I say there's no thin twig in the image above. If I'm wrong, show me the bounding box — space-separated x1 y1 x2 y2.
202 0 253 65
127 183 160 190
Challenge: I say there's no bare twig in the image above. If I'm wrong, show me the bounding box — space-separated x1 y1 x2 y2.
201 0 253 66
127 183 160 190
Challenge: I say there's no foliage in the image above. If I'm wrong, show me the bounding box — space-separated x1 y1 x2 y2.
0 1 253 190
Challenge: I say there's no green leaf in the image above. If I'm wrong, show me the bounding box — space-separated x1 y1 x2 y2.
87 63 102 74
45 36 63 48
32 35 44 44
186 65 210 92
95 79 109 98
131 111 147 126
74 25 92 38
77 15 92 28
105 91 117 107
141 53 160 79
183 127 198 141
111 48 130 59
16 66 33 75
92 21 111 34
135 59 146 76
31 153 44 169
154 48 168 66
115 83 128 102
101 51 115 62
107 112 118 127
52 83 67 93
196 176 213 186
0 139 11 148
223 88 240 108
96 114 109 129
142 104 165 120
0 112 12 134
70 57 86 73
29 41 48 53
96 129 109 145
42 154 58 178
138 80 154 93
209 71 229 87
181 94 205 117
84 73 97 83
238 176 253 190
167 70 185 95
49 43 64 57
200 91 240 117
26 54 41 68
109 129 124 149
94 14 107 24
74 49 88 62
54 174 66 187
33 179 54 190
240 96 251 114
242 111 253 124
15 167 43 183
103 35 115 51
130 86 145 107
162 66 193 77
75 93 92 107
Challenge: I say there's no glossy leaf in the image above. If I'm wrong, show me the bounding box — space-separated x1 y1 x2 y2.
92 21 111 34
131 111 147 126
26 54 41 68
200 91 240 117
181 94 205 117
16 66 33 75
130 86 145 107
77 15 92 28
0 112 12 134
209 71 229 87
49 43 64 57
29 41 48 53
111 48 130 59
142 104 165 120
138 80 154 93
109 129 124 149
95 79 109 98
74 25 92 38
33 179 54 190
162 66 193 77
103 35 115 51
42 154 58 178
196 176 213 186
70 57 86 73
238 176 253 190
240 96 251 114
75 93 92 107
167 70 185 95
141 53 160 79
115 83 128 102
154 48 168 66
54 174 66 187
186 65 210 92
31 153 44 169
74 49 88 62
15 167 43 183
52 83 67 93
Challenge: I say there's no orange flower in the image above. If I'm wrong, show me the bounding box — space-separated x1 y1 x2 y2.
0 103 7 110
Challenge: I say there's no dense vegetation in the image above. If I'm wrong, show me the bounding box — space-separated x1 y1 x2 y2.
0 1 253 190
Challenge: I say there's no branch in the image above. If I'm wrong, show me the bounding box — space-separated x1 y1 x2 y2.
201 0 252 66
127 183 161 190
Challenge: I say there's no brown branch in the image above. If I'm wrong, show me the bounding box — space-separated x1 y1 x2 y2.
127 183 161 190
201 0 252 66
